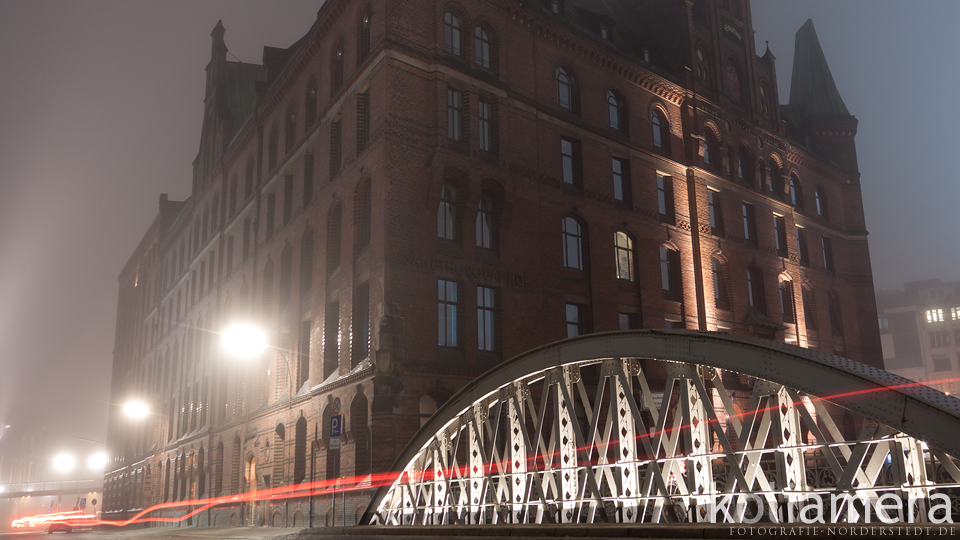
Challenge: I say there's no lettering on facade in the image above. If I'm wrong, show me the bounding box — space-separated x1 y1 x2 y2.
404 253 528 287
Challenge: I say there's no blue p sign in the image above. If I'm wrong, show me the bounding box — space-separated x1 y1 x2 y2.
330 414 342 438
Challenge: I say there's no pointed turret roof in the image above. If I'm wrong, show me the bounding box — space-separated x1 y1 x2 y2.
789 19 849 117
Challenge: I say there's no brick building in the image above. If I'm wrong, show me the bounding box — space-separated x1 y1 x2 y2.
103 0 882 527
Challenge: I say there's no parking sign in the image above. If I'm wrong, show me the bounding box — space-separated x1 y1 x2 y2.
330 414 342 448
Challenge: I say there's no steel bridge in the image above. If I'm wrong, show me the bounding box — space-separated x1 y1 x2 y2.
364 330 960 525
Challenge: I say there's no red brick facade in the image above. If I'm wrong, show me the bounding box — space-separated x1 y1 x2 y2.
104 0 882 527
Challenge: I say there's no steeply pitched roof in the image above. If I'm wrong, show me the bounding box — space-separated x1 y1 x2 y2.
789 19 849 117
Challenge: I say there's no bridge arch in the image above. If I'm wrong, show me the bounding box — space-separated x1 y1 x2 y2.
366 330 960 525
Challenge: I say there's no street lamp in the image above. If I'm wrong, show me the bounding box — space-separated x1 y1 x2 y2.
122 400 150 419
222 323 268 359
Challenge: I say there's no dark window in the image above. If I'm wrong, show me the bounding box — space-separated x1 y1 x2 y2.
294 417 307 484
741 202 756 246
268 125 279 171
323 301 340 378
619 313 638 330
477 286 496 351
242 219 251 262
607 90 625 132
562 217 583 270
352 395 371 478
329 119 341 178
612 157 630 204
660 246 681 299
245 157 255 199
285 107 297 153
283 175 293 226
352 282 370 366
657 174 674 224
300 229 313 295
437 183 457 241
828 291 843 336
822 236 834 272
229 176 238 216
815 186 828 218
438 279 459 347
708 189 723 236
476 194 494 250
797 227 810 267
303 152 315 205
355 181 371 254
357 90 370 151
331 42 344 93
561 138 581 187
297 319 311 389
651 109 668 150
769 161 784 199
703 131 719 171
475 26 491 69
789 175 803 209
279 248 292 307
712 258 729 310
359 8 372 64
556 67 576 112
327 203 342 272
614 231 633 281
447 88 463 142
747 266 765 314
305 81 318 130
933 355 952 372
802 286 818 332
780 278 795 323
774 214 788 257
443 12 461 56
566 303 584 338
226 236 234 276
265 193 276 240
262 259 274 317
478 100 495 153
737 145 753 184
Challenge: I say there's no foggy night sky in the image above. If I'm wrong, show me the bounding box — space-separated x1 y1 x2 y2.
0 1 956 477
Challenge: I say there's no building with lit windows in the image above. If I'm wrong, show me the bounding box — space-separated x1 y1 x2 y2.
103 0 883 527
878 279 960 396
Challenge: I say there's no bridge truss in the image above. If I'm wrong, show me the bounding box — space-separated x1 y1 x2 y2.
366 331 960 525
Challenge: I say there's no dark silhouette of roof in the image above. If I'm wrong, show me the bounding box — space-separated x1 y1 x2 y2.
789 19 849 118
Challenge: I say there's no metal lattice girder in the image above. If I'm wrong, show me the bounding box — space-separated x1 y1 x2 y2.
366 330 960 525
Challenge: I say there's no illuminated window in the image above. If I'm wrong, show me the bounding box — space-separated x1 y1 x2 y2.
443 13 461 57
614 231 634 281
927 309 945 323
952 307 960 321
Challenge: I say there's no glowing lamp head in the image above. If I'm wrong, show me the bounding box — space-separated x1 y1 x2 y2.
53 453 75 473
123 400 149 419
222 324 268 359
87 452 108 470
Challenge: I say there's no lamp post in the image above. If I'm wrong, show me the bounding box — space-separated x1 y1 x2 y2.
52 443 107 514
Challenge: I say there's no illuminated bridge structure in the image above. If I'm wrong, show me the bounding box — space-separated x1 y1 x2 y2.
364 330 960 525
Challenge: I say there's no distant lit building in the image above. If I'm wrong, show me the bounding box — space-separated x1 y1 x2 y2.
103 0 883 527
878 279 960 395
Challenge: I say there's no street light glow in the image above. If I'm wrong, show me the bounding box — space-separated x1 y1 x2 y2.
123 400 150 419
53 453 75 473
87 452 108 470
222 323 268 359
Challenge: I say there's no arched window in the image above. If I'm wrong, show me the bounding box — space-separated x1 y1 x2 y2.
437 183 457 241
607 90 625 132
651 109 668 150
443 12 461 57
769 159 783 198
703 129 719 171
737 145 753 183
696 46 709 82
294 416 307 484
562 217 583 270
815 186 828 218
358 7 372 64
215 443 224 496
789 174 803 209
285 105 297 153
780 276 795 323
327 203 342 272
556 67 576 112
802 284 818 332
331 40 344 93
355 180 372 255
759 82 771 116
828 290 843 336
712 258 729 310
660 245 680 298
475 26 491 69
268 124 279 171
747 266 765 314
614 231 633 281
272 426 285 489
352 394 371 477
476 193 494 250
305 81 318 136
419 394 438 427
